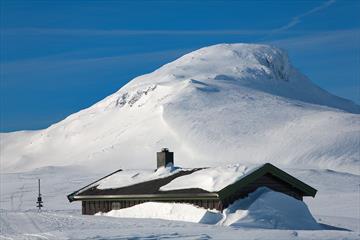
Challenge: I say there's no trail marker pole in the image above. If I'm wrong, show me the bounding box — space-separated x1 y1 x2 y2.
36 179 43 211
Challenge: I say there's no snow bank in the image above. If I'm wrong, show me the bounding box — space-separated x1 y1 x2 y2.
221 187 322 230
160 164 259 192
3 209 357 240
97 188 321 230
97 164 180 190
96 202 223 224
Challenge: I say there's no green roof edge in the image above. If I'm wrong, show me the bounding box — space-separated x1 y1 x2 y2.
218 163 317 200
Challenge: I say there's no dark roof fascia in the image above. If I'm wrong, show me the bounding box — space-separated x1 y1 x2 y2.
217 163 317 200
72 193 219 201
67 169 123 202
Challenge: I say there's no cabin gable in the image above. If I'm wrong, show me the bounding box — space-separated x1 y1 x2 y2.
218 163 317 208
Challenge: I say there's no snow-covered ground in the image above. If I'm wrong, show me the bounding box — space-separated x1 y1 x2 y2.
0 165 359 239
2 210 358 240
1 43 359 239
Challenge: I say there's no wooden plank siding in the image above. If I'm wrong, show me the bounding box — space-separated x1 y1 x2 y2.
81 198 223 215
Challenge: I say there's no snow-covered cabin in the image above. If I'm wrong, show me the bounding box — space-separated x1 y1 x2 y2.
67 149 317 215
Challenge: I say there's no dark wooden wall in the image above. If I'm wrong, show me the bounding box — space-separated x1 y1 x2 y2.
221 173 303 209
82 198 222 215
81 173 304 215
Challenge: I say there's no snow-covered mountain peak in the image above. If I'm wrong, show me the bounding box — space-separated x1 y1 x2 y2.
1 43 359 173
93 43 358 114
123 43 292 89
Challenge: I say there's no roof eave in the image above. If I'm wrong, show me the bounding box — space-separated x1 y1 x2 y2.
263 163 317 197
67 169 123 202
71 193 219 201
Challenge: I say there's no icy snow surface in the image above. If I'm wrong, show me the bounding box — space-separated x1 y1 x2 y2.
160 164 259 192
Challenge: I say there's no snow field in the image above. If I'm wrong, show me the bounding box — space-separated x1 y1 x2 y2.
0 166 358 239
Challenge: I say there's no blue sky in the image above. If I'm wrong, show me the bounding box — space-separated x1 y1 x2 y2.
1 0 359 132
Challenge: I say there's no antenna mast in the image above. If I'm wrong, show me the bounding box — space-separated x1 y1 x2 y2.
36 179 43 211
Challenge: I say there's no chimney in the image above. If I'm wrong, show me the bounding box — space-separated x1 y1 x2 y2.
157 148 174 168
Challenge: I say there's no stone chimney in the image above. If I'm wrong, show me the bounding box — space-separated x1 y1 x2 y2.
157 148 174 168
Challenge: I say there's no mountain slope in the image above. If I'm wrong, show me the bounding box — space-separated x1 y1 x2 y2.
1 43 359 173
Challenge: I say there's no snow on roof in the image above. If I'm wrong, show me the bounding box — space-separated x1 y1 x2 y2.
96 164 182 190
160 164 262 192
94 164 263 192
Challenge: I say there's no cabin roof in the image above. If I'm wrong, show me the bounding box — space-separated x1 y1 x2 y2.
67 163 316 202
217 163 317 200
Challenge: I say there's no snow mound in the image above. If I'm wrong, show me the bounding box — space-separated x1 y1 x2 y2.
97 164 180 190
97 188 321 230
160 164 260 192
1 43 359 174
96 202 223 224
221 187 322 230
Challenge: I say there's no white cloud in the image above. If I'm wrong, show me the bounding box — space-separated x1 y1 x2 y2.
265 29 360 50
271 0 336 33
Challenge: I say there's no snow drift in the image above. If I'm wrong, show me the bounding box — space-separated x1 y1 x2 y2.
1 43 359 173
97 188 322 230
96 202 222 224
221 187 322 230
